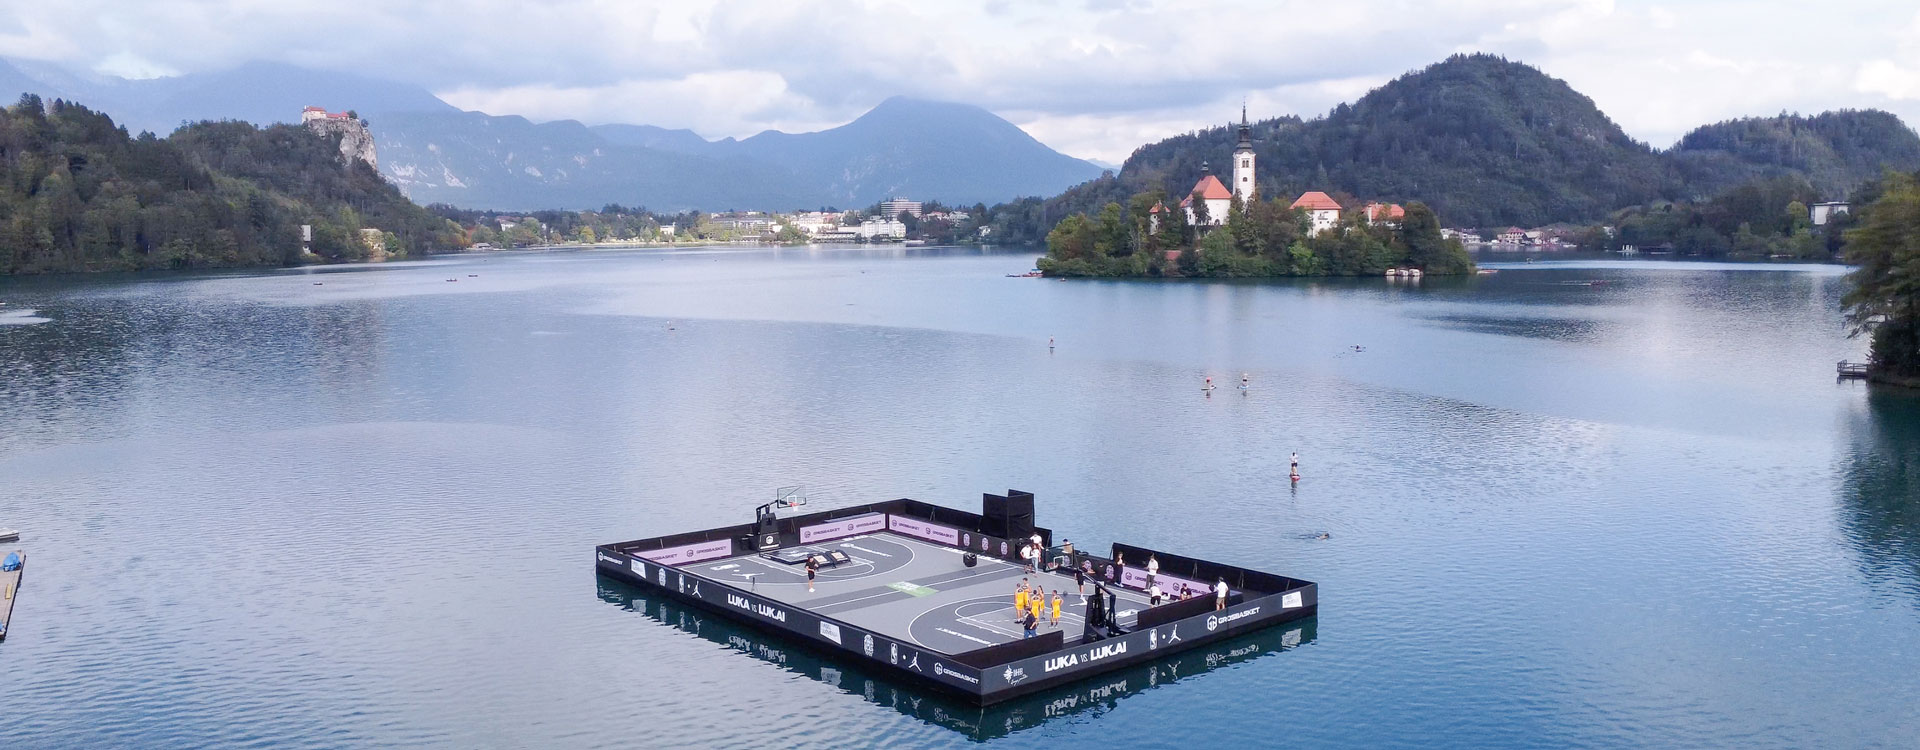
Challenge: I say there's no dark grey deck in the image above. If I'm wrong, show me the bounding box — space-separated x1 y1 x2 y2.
682 532 1154 656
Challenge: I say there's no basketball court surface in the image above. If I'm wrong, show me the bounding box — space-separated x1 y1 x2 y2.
684 531 1158 655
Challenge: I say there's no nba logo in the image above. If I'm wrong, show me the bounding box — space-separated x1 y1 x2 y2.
890 643 898 664
1149 629 1159 650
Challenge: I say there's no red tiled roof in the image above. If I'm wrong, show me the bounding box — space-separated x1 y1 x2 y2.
1188 175 1231 202
1292 191 1341 211
1149 201 1166 214
1364 202 1405 221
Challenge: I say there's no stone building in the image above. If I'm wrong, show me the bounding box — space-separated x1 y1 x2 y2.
303 107 378 170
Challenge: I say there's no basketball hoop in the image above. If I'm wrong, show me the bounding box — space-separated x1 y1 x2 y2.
775 485 807 509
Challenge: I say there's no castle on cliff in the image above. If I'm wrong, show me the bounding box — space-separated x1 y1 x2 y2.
302 107 378 170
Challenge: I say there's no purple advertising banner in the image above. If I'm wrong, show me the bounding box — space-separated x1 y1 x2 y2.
1120 566 1214 599
888 515 960 546
637 538 734 565
800 513 887 544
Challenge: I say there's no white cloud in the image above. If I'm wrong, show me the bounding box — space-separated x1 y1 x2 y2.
1 0 1918 161
92 51 176 79
438 71 842 138
1858 60 1920 101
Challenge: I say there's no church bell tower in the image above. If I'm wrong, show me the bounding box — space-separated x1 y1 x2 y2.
1232 105 1256 203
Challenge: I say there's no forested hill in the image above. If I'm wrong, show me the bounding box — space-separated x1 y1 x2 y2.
1669 110 1920 199
990 54 1920 239
0 95 463 274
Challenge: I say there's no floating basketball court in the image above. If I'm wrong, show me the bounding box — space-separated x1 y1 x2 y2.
595 489 1317 703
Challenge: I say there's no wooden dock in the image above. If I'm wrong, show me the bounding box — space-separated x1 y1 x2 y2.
1838 361 1871 380
0 551 21 642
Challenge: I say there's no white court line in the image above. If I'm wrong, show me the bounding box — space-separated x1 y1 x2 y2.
956 614 1024 639
814 563 1014 611
722 538 913 587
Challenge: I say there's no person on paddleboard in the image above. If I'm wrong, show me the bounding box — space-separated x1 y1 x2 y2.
1204 376 1214 391
1241 373 1250 389
1290 452 1300 480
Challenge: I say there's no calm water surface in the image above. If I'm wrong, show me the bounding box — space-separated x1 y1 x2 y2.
1 247 1917 748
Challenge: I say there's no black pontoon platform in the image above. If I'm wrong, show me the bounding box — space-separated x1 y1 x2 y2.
595 490 1317 704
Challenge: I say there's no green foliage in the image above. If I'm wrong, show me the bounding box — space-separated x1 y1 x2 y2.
995 56 1920 242
1841 171 1920 377
1672 110 1920 199
0 95 463 274
1038 190 1473 278
1611 174 1832 258
1400 203 1475 274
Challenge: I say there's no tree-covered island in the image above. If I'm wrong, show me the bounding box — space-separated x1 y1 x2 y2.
1037 189 1475 278
1038 112 1473 278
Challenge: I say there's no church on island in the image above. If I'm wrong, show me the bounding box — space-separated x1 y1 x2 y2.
1151 108 1409 237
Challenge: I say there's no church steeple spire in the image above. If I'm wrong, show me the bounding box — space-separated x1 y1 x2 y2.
1232 103 1256 203
1235 103 1253 152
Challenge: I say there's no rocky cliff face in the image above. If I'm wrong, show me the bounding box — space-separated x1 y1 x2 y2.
306 115 378 170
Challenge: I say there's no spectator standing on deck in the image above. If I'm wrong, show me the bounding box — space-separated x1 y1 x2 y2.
1215 578 1230 611
1023 609 1039 638
1115 551 1126 586
1074 560 1088 601
806 556 819 593
1146 554 1160 589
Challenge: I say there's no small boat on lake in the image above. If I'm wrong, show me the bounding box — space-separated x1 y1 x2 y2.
0 529 17 543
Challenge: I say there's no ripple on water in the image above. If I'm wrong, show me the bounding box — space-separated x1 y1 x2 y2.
0 252 1914 749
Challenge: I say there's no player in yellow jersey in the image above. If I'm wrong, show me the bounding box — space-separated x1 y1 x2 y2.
1014 582 1029 620
1050 590 1062 627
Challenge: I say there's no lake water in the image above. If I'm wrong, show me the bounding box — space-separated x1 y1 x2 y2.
1 247 1916 748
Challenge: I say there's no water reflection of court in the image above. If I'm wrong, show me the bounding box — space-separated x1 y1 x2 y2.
596 576 1317 741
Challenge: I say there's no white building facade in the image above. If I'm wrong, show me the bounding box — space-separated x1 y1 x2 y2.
880 198 923 220
1232 107 1256 203
1291 192 1342 235
1811 202 1850 226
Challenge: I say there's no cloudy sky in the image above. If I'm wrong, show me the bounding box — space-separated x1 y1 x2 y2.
3 0 1919 163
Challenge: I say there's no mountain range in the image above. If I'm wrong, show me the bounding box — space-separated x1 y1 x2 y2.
1017 54 1920 232
0 59 1105 212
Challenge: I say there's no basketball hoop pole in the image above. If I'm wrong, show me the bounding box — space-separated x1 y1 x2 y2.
754 486 806 552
